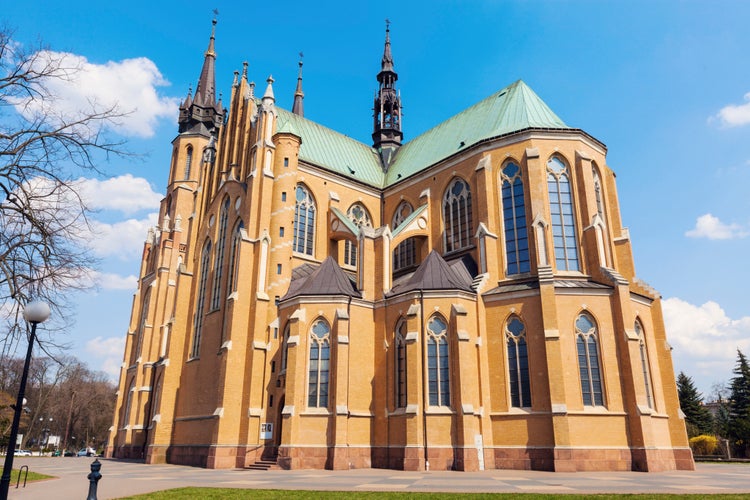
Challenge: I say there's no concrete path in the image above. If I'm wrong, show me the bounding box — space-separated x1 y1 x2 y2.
6 458 750 498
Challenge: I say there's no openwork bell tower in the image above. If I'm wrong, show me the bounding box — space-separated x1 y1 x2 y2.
372 20 403 168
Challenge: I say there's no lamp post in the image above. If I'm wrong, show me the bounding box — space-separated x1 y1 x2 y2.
0 301 50 500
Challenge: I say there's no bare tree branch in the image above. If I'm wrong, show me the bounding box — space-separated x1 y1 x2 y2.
0 27 132 354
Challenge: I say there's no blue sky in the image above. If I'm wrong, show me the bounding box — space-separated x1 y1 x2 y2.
5 1 750 397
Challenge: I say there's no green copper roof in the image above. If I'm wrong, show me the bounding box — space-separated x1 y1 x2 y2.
275 80 570 189
276 108 384 187
384 80 570 185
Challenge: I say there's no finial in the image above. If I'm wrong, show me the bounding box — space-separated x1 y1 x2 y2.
385 18 390 31
242 61 248 79
293 53 305 116
232 70 239 87
263 75 275 101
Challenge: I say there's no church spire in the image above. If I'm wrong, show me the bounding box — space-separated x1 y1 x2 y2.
194 18 218 107
178 16 224 136
292 53 305 117
372 19 402 169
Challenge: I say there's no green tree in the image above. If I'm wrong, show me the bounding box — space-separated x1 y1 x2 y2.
727 350 750 456
676 371 713 437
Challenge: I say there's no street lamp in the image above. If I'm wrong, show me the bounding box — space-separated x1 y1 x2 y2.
0 301 50 500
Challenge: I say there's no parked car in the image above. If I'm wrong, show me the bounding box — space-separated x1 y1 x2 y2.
14 449 32 456
52 449 62 457
64 450 75 457
76 449 88 457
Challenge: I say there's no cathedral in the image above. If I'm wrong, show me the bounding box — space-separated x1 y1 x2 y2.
106 19 694 472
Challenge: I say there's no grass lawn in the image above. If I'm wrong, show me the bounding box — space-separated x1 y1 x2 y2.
1 468 54 484
117 490 750 499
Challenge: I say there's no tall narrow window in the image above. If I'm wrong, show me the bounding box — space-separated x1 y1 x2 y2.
211 198 229 310
184 146 193 180
506 315 531 407
427 315 450 406
211 198 230 309
576 313 604 406
281 323 290 372
635 319 653 409
392 202 416 271
443 178 473 253
395 319 407 408
592 165 605 220
344 203 372 267
293 184 316 256
136 289 151 359
500 162 530 275
308 319 330 408
191 240 212 358
151 377 162 422
547 157 580 271
123 379 136 427
226 221 243 295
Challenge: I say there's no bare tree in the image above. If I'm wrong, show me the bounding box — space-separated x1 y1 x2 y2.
0 27 129 354
0 354 115 451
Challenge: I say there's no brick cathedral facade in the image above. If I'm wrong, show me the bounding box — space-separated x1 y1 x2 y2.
106 20 693 472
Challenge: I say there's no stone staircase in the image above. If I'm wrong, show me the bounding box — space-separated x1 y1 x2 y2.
245 456 280 471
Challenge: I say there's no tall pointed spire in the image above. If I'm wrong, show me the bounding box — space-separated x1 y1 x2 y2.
178 16 224 136
194 18 218 107
292 53 305 117
372 19 402 170
381 21 394 73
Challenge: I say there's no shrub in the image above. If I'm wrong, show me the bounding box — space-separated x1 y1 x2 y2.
690 434 719 455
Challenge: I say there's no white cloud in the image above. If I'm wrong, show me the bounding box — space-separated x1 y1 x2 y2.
89 212 158 260
85 336 126 380
13 50 179 138
713 92 750 127
77 174 162 214
685 213 747 240
663 297 750 396
85 271 138 291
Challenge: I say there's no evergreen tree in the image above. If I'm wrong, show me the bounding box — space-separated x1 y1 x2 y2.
676 371 713 437
727 350 750 456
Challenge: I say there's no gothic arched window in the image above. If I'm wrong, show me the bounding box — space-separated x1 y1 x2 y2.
123 379 136 427
547 157 580 271
191 240 212 359
506 315 531 408
443 178 473 253
184 146 193 180
211 197 230 309
293 184 316 256
395 319 407 408
392 202 416 271
227 220 243 295
281 323 290 372
308 318 330 408
500 162 530 275
427 315 450 407
344 203 372 267
592 165 605 220
635 319 653 409
576 312 604 406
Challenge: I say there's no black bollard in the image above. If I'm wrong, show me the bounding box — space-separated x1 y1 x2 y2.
87 459 102 500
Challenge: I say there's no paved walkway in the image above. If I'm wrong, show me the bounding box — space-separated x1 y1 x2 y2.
6 458 750 498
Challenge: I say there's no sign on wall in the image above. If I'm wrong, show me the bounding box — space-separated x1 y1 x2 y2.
260 423 273 440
